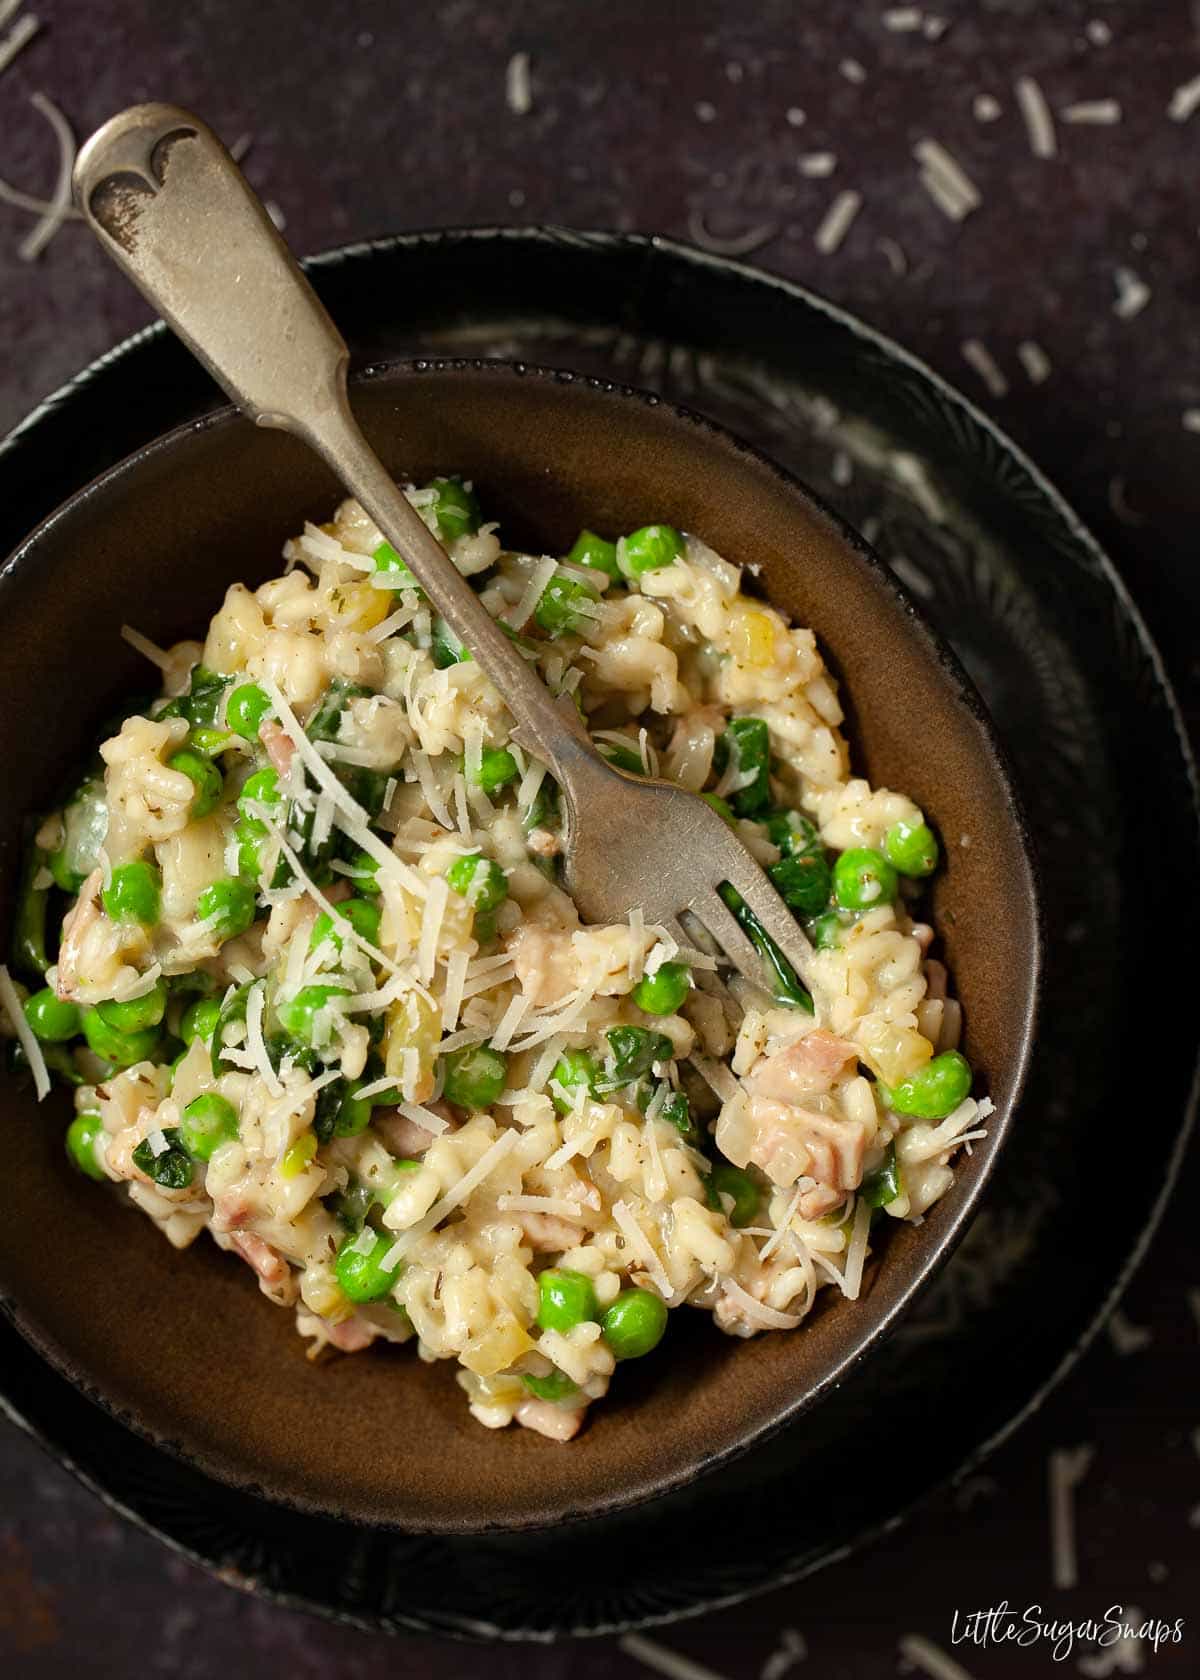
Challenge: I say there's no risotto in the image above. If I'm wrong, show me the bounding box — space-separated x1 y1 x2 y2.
1 478 988 1441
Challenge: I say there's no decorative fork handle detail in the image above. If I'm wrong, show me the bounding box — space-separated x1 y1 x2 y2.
73 103 600 787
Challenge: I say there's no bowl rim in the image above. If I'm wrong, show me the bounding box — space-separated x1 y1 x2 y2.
0 350 1042 1533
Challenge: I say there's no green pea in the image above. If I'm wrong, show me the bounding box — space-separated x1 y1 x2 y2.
82 1009 161 1068
462 747 519 795
565 528 620 580
632 961 691 1016
811 910 843 951
768 852 832 917
832 847 898 912
885 818 939 878
335 1229 402 1303
708 1161 760 1227
196 878 257 942
23 988 81 1043
373 539 420 592
333 1077 375 1139
65 1112 106 1181
341 848 381 896
187 726 237 758
602 1287 668 1359
521 1368 579 1402
180 1093 239 1161
617 524 684 578
549 1047 600 1113
536 1267 598 1333
102 860 161 925
887 1050 973 1119
181 996 222 1045
430 476 481 543
238 767 281 814
310 899 382 954
234 816 267 882
442 1043 508 1109
131 1126 194 1188
168 750 223 819
445 853 508 913
96 979 168 1034
715 717 771 816
226 682 272 741
534 574 600 637
700 792 735 826
274 984 349 1047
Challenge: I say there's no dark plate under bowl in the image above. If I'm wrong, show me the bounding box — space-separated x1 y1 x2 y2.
0 359 1038 1534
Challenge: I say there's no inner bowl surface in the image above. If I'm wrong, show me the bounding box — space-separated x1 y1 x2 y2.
0 361 1038 1532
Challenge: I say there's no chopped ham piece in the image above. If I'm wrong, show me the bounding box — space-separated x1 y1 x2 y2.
746 1030 857 1102
231 1231 289 1287
373 1099 456 1157
258 719 296 775
745 1095 868 1203
515 1398 585 1441
326 1314 377 1353
517 1211 585 1251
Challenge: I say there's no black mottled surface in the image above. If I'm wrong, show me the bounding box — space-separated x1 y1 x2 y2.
1 2 1199 1674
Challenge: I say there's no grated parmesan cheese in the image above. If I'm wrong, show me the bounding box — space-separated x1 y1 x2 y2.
505 50 532 115
1061 99 1121 125
1048 1443 1095 1589
913 138 980 221
612 1200 672 1296
1017 339 1052 384
814 188 862 255
489 992 530 1051
417 875 449 985
382 1126 518 1265
960 338 1008 398
896 1636 977 1680
1113 266 1150 320
0 963 49 1100
245 982 282 1096
506 555 558 631
616 1635 732 1680
721 1277 803 1329
120 624 173 670
1015 74 1057 157
1168 72 1200 123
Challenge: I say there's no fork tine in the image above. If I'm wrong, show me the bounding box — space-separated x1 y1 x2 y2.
687 891 773 993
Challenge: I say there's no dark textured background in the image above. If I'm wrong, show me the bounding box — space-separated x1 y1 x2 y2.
2 2 1199 1675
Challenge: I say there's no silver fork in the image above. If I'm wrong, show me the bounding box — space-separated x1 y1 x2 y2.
73 103 816 1002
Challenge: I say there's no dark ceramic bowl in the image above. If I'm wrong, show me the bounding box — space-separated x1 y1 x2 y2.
0 359 1039 1534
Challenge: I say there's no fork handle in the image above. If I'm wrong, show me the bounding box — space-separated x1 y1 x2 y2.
73 102 599 782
